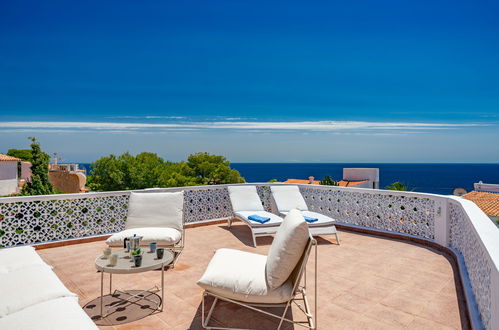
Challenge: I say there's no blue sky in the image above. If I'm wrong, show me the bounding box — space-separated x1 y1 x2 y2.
0 0 498 163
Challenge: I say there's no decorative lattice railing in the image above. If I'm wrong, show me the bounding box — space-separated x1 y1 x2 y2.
0 183 497 329
0 184 440 247
448 199 499 330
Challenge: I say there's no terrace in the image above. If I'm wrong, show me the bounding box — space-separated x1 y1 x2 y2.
1 183 498 329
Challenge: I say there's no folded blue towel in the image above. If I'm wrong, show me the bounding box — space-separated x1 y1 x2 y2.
304 216 319 223
248 214 271 224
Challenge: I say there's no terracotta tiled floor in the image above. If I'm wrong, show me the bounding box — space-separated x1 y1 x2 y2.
37 222 469 329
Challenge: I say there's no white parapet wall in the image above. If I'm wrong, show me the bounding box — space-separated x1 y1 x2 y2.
475 182 499 193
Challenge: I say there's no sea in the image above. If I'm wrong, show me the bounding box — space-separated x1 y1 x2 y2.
78 163 499 196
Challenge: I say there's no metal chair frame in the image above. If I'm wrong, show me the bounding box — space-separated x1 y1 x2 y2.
201 238 318 330
227 216 281 247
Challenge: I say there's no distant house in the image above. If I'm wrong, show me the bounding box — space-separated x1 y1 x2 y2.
284 168 379 189
463 182 499 224
48 163 88 193
284 176 321 185
0 154 31 195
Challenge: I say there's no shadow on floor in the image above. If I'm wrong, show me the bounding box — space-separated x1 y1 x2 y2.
219 224 273 247
187 294 297 330
83 290 161 326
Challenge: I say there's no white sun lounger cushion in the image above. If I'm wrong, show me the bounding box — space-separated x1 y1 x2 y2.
0 246 47 274
0 297 98 330
106 227 182 247
266 209 309 289
280 210 336 227
0 264 76 317
197 248 294 304
125 191 184 231
227 186 265 212
270 186 308 212
234 211 283 226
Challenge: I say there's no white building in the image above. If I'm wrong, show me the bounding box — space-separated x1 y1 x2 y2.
342 168 380 189
0 154 31 196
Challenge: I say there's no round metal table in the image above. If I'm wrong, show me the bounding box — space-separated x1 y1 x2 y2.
95 248 174 317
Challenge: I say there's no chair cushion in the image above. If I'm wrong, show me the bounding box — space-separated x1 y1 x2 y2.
280 210 336 227
0 246 47 274
197 248 294 304
0 297 98 330
0 264 76 317
270 186 308 212
266 209 309 289
126 191 183 231
235 211 283 226
106 227 182 247
228 186 264 212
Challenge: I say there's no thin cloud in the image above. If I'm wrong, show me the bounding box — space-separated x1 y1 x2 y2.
106 115 186 119
0 120 488 134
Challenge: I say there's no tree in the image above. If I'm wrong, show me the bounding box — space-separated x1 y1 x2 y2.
156 162 198 187
87 151 244 191
186 152 245 185
21 137 54 196
6 149 34 162
88 152 165 191
386 182 413 191
320 176 338 186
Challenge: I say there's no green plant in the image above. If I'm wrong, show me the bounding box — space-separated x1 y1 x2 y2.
385 182 413 191
131 248 141 255
6 148 49 163
320 176 339 186
88 151 245 191
21 137 54 196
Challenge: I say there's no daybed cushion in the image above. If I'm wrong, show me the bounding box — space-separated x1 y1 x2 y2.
197 248 294 304
266 209 309 289
234 211 283 226
270 185 308 212
0 246 47 274
280 210 336 227
126 191 184 231
0 264 76 317
0 296 98 330
106 227 182 247
228 186 265 212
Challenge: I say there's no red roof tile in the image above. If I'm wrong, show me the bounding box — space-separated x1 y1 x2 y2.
463 191 499 216
284 179 321 185
338 180 368 187
0 153 21 161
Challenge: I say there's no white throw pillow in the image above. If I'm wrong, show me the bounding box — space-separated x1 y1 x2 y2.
266 209 309 289
270 186 308 212
125 191 184 231
228 186 264 212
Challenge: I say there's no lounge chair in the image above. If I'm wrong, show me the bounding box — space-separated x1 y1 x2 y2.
227 185 283 247
271 185 339 244
197 209 317 330
106 191 185 254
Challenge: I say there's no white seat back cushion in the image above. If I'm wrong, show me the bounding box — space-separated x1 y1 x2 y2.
125 191 184 231
270 185 308 212
266 209 309 289
0 246 47 274
228 186 264 212
0 264 75 317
